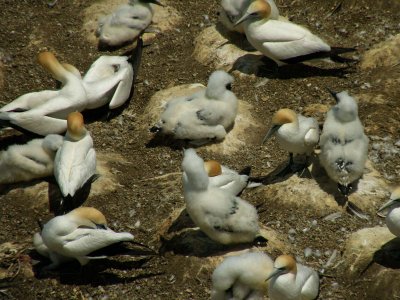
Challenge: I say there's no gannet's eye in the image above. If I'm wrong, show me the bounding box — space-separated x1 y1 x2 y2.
96 224 107 230
112 64 120 72
226 83 232 90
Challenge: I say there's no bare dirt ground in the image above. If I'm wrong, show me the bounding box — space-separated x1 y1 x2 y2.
0 0 400 299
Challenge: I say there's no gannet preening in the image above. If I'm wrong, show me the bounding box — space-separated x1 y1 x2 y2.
0 134 63 184
267 255 319 300
151 71 238 145
220 0 280 33
262 108 319 175
319 91 369 196
33 232 72 265
54 112 96 202
37 207 137 268
211 251 274 300
378 187 400 237
97 0 163 47
182 149 259 244
204 160 250 196
234 0 355 66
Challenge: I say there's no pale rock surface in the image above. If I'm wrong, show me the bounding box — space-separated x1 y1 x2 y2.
361 34 400 69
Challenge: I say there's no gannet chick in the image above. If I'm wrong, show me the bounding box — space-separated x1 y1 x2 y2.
211 251 274 300
54 112 96 199
378 187 400 237
204 160 249 196
39 207 134 268
235 0 354 66
220 0 279 33
267 255 319 300
0 52 87 135
152 70 238 144
0 134 63 184
182 149 259 244
263 108 319 175
97 0 163 47
319 91 369 196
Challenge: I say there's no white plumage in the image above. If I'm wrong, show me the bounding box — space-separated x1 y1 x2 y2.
267 255 319 300
319 91 369 192
37 207 134 268
182 148 259 244
54 112 96 198
378 187 400 237
0 134 63 184
153 70 238 144
211 251 274 300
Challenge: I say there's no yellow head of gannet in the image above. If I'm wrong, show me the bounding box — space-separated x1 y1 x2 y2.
266 255 297 281
37 51 70 83
235 0 271 26
262 108 297 144
378 186 400 212
71 207 108 228
67 111 86 141
204 160 223 177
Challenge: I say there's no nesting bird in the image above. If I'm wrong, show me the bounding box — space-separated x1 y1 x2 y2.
54 112 96 201
267 255 319 300
263 108 319 175
97 0 163 47
204 160 250 196
378 187 400 237
319 91 369 196
235 0 354 66
182 148 260 244
219 0 280 33
211 251 274 300
0 134 63 184
35 207 135 269
152 70 238 145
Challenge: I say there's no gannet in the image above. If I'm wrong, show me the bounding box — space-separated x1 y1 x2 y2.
151 70 238 144
319 91 369 195
38 207 135 268
220 0 280 33
235 0 354 66
262 108 319 174
378 187 400 237
267 255 319 300
0 134 63 184
211 251 274 300
54 112 96 199
204 160 250 196
182 148 259 244
97 0 163 47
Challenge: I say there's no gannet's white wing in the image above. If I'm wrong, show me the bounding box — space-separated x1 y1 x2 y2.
108 65 134 109
0 90 59 112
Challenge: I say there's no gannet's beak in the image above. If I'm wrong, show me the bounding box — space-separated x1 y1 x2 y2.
378 199 398 213
265 268 286 282
262 125 280 144
327 88 339 103
149 0 165 7
234 13 250 27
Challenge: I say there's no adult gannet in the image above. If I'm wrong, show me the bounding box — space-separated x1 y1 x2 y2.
211 251 274 300
182 149 259 244
319 91 369 196
38 207 135 268
267 255 319 300
0 134 63 184
262 108 319 175
97 0 163 47
235 0 354 66
220 0 280 33
151 70 238 144
54 112 96 200
378 187 400 237
204 160 250 196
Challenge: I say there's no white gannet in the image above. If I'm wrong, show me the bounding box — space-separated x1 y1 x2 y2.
319 91 369 196
267 255 319 300
151 70 238 144
54 112 96 199
0 52 87 135
211 251 274 300
97 0 163 47
33 232 72 265
0 134 63 184
220 0 280 33
204 160 250 196
182 148 259 244
39 207 135 268
378 187 400 237
262 108 319 174
235 0 354 66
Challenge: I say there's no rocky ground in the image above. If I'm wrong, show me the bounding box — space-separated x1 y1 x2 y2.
0 0 400 299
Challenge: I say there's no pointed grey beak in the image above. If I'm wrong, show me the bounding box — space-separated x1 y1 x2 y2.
378 199 399 213
234 12 250 27
265 268 286 282
262 125 280 144
149 0 164 7
326 88 339 103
